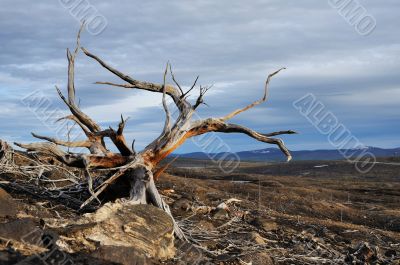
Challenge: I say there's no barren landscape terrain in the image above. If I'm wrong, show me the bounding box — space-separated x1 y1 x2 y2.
1 1 399 265
1 152 399 264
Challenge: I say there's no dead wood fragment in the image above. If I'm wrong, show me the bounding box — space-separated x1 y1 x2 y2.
11 22 296 240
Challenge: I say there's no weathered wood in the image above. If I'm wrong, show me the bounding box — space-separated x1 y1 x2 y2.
145 172 187 240
15 23 296 240
0 140 9 160
220 67 286 121
127 167 148 204
60 25 102 134
14 142 129 169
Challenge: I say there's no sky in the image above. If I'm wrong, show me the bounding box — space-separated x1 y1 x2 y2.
0 0 399 154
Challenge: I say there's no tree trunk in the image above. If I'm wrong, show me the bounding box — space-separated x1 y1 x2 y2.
123 165 187 240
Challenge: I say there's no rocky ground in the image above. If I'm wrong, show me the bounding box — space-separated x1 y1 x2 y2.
0 156 400 264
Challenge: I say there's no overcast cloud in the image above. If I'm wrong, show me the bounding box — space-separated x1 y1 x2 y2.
0 0 399 153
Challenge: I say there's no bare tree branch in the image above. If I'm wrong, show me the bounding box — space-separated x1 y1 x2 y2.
56 115 91 137
153 156 178 181
94 122 133 156
81 47 191 112
95 82 134 89
31 133 90 148
66 23 84 102
193 85 212 109
61 24 102 133
189 119 293 161
220 68 286 121
161 62 172 136
262 130 297 137
180 76 199 100
168 64 184 95
14 142 129 169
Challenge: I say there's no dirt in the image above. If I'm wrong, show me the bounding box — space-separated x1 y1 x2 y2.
0 158 399 264
160 159 400 264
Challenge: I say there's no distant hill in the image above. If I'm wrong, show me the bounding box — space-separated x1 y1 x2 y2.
175 147 400 162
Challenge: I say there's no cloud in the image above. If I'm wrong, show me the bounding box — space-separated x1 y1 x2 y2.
0 0 399 152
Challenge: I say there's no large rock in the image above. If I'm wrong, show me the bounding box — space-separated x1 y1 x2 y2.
54 202 176 264
0 188 19 218
0 218 41 244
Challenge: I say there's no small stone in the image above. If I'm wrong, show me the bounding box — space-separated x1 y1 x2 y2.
249 231 266 244
211 208 229 220
241 252 274 265
250 217 278 231
171 198 192 211
197 220 215 231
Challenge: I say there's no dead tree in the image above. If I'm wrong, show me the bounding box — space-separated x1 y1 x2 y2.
15 25 296 239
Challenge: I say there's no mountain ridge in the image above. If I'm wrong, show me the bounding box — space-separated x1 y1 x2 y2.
175 146 400 161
